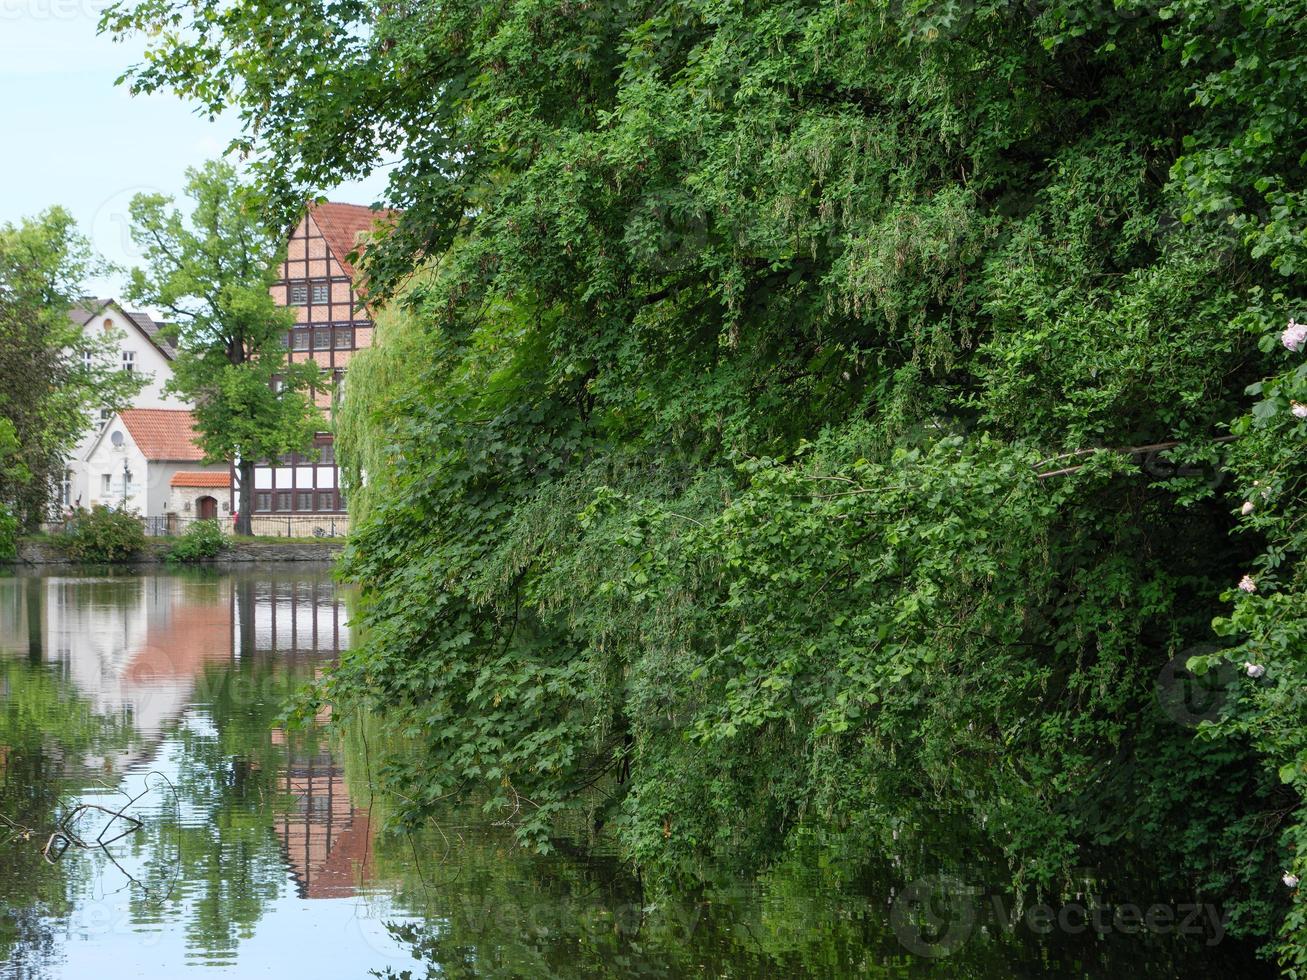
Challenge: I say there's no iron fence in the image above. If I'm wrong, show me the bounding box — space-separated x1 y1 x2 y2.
42 513 350 539
146 515 349 538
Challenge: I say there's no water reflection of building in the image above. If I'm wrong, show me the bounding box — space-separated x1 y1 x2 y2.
0 572 352 752
238 577 369 898
0 570 374 899
0 576 234 742
274 736 374 899
232 576 351 657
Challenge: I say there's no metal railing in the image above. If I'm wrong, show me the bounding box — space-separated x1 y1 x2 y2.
41 513 350 539
146 515 350 538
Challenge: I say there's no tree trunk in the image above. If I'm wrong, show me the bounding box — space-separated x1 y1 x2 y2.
236 458 255 536
25 577 42 665
236 575 256 656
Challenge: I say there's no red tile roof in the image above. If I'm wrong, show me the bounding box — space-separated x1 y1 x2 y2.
118 409 207 461
308 202 399 280
170 470 229 488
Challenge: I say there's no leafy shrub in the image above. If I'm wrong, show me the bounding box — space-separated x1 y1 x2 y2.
62 505 146 563
165 519 225 562
0 504 16 559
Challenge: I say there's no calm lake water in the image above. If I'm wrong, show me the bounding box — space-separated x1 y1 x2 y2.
0 568 1273 978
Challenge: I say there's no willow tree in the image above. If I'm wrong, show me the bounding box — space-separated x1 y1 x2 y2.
125 162 320 534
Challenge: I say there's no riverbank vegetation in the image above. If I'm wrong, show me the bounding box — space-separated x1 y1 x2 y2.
104 0 1307 968
60 505 147 563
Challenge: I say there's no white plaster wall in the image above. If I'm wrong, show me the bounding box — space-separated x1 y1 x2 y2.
63 304 187 511
83 428 148 513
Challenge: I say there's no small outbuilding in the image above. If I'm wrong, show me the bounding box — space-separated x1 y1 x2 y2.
169 470 232 521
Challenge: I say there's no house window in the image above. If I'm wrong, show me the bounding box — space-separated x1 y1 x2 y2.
289 283 309 305
318 491 335 511
334 327 352 350
292 330 310 351
271 377 284 394
255 492 271 512
317 442 335 464
101 474 112 495
61 470 72 506
100 408 112 421
313 329 331 350
121 350 135 373
276 491 292 511
102 318 113 333
311 282 330 305
82 350 94 370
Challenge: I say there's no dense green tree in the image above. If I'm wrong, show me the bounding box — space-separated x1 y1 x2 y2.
0 208 142 528
103 0 1307 969
124 161 322 534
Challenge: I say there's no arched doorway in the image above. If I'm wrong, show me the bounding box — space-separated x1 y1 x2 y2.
196 495 218 520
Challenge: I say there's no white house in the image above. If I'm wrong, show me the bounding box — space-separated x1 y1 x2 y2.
82 408 229 523
61 299 188 511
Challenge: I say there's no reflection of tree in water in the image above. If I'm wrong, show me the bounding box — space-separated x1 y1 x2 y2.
0 568 358 970
363 807 1273 980
143 657 328 959
0 661 136 978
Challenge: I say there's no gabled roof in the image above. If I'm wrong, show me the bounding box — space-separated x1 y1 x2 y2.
70 298 176 359
170 471 230 488
117 409 206 461
307 202 399 280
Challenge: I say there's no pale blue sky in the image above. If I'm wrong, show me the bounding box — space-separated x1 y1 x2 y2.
0 1 389 299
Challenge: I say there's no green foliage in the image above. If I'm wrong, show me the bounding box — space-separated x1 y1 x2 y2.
123 161 322 533
1189 307 1307 970
109 0 1307 967
0 419 19 558
0 649 137 970
165 518 225 562
61 505 146 563
0 506 16 560
0 209 142 526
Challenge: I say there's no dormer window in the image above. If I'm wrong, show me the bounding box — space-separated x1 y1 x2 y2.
289 283 309 305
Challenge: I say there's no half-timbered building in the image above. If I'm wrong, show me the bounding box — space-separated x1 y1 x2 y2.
237 202 396 533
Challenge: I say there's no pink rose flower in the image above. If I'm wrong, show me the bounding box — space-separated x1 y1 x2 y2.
1284 320 1307 352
